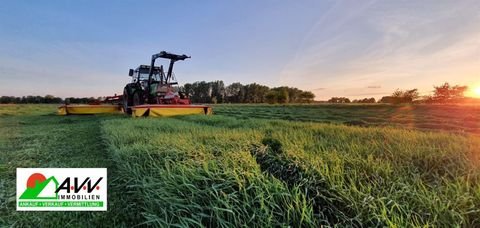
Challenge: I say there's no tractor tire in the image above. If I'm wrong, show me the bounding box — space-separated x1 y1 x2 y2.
123 87 133 114
132 91 144 106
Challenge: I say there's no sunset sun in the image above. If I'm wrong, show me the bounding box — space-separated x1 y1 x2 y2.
474 87 480 97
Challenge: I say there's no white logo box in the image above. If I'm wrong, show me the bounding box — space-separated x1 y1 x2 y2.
16 168 107 211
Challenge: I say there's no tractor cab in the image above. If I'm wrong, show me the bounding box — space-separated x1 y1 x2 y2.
129 65 163 83
129 65 168 95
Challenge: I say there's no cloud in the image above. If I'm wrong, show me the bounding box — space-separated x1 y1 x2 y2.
367 85 381 89
346 92 389 97
313 87 326 90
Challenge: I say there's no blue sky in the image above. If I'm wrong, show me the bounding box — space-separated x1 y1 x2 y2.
0 0 479 100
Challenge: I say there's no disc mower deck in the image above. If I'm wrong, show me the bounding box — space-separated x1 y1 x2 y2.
58 104 122 115
131 104 212 117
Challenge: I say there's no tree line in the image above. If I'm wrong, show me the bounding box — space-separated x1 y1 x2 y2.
328 82 475 104
379 83 470 104
0 95 63 104
328 97 377 103
182 81 315 104
0 95 106 104
3 82 474 105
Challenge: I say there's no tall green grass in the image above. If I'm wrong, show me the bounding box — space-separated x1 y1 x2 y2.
103 118 318 227
213 104 480 134
103 115 480 226
0 106 137 227
2 104 479 226
251 120 480 226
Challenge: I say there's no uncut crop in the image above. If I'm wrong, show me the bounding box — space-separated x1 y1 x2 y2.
103 115 480 227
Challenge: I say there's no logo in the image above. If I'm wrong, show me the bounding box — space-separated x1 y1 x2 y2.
16 168 107 211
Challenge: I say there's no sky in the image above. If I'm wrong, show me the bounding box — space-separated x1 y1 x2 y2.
0 0 479 100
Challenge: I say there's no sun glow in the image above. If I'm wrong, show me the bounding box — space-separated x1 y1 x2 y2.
474 87 480 98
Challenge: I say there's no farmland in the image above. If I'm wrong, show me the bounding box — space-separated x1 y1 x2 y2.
1 104 480 227
214 104 480 134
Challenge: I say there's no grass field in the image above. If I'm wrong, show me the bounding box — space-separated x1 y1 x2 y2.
1 104 479 227
214 104 480 134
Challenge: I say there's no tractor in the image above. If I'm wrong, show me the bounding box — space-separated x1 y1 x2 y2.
122 51 192 114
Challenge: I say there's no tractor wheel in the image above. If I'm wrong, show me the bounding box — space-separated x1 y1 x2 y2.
123 88 133 114
132 91 144 106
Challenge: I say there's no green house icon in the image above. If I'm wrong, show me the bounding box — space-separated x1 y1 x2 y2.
20 176 59 200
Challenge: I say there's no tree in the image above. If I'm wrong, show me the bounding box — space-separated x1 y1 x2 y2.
183 83 193 98
0 95 63 104
403 89 419 101
191 81 212 103
210 80 225 103
432 82 468 103
286 87 302 103
225 82 243 103
382 88 419 104
328 97 350 103
379 96 396 103
265 91 278 104
271 87 289 103
242 83 270 103
299 91 315 103
352 97 375 103
44 94 62 103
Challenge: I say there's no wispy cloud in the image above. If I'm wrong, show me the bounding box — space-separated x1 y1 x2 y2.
346 92 389 97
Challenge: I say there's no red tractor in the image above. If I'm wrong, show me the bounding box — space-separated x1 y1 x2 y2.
122 51 193 114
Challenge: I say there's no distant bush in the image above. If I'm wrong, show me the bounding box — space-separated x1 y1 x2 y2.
380 89 419 104
428 82 468 103
328 97 351 103
380 83 472 104
379 96 407 104
352 97 376 103
0 95 62 104
0 95 112 104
